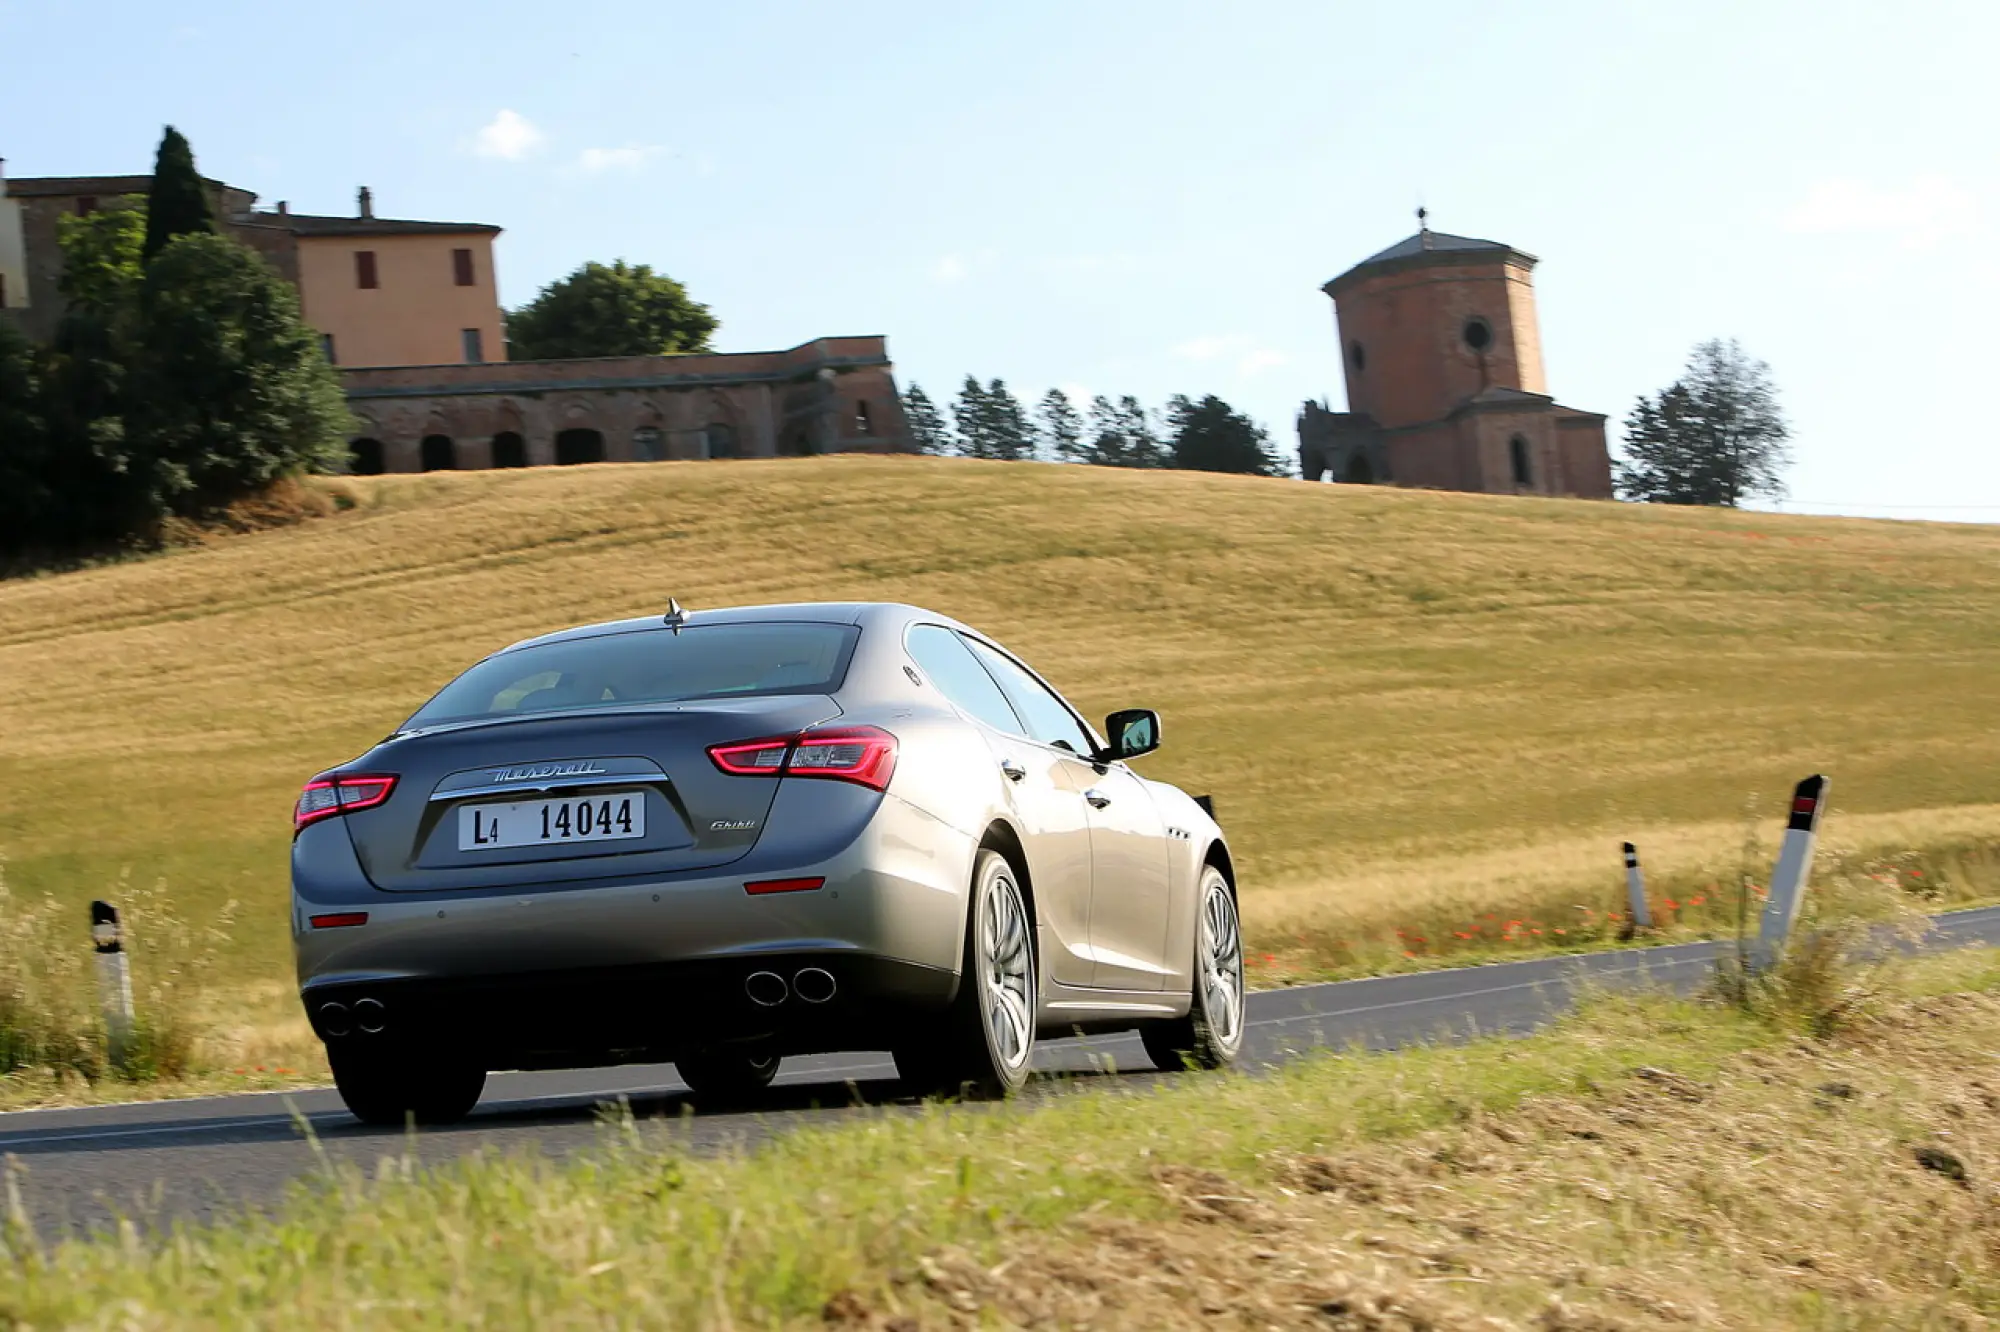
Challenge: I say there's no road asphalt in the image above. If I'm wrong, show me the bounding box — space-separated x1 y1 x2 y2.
6 904 1998 1236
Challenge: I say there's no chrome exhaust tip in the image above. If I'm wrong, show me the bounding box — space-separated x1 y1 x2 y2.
353 997 387 1034
793 967 837 1004
317 1001 351 1038
745 971 789 1007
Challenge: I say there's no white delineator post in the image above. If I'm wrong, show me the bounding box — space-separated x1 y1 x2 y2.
90 900 134 1060
1753 775 1829 972
1622 842 1653 929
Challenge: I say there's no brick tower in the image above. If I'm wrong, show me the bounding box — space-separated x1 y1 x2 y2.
1298 214 1612 498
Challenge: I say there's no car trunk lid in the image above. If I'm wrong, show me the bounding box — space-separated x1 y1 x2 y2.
338 695 841 893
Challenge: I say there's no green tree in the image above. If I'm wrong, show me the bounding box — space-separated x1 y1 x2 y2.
124 233 351 517
141 126 215 262
951 376 1033 461
59 203 147 312
900 383 955 455
1082 394 1169 468
0 319 55 554
1035 388 1084 463
506 260 717 360
1615 339 1792 506
1166 394 1286 476
37 204 150 544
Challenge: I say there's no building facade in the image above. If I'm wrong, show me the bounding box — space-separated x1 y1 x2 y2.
1298 223 1613 498
233 188 506 370
0 163 915 460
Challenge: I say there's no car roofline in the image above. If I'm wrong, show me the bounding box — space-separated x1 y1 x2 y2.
491 602 936 656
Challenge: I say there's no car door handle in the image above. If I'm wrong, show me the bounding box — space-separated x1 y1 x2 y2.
1000 759 1026 783
1083 788 1112 809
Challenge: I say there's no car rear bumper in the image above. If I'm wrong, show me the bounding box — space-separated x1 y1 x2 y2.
301 952 956 1069
291 791 976 1066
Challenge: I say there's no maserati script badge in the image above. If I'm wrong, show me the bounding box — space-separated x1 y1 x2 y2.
488 761 610 783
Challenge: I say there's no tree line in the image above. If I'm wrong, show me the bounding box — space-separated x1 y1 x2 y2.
0 128 350 564
901 377 1291 476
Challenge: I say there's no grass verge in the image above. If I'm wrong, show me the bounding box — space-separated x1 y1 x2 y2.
7 949 2000 1327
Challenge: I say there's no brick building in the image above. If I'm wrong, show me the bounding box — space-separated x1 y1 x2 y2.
0 162 914 465
1298 221 1612 498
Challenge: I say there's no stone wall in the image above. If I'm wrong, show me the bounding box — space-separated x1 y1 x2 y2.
340 337 913 472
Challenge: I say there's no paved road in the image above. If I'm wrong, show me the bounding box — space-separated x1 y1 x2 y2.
8 905 2000 1236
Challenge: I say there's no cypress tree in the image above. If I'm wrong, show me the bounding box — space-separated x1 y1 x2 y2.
142 126 216 261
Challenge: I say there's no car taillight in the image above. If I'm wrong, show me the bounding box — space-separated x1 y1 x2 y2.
295 773 399 833
706 726 897 792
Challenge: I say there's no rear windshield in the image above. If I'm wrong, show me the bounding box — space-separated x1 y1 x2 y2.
403 622 860 728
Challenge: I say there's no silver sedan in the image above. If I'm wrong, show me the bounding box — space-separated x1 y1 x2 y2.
291 601 1245 1123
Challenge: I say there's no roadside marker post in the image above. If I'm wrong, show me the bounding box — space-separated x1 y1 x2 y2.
90 901 134 1062
1621 842 1652 929
1752 775 1829 972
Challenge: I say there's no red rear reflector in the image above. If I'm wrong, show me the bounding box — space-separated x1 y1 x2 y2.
1792 797 1817 815
295 773 399 832
744 877 825 896
309 912 369 929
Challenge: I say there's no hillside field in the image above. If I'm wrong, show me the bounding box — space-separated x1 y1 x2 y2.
2 456 1998 1066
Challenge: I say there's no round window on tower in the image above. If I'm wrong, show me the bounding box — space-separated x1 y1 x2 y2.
1462 317 1493 352
1349 341 1367 372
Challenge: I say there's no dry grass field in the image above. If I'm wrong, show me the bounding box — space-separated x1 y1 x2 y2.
1 455 1998 1077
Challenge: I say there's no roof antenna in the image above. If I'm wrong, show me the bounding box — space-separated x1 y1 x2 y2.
662 598 692 634
1417 203 1431 249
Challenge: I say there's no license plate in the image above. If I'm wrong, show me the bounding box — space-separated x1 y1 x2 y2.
458 793 645 851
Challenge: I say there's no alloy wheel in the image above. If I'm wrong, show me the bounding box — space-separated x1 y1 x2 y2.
980 865 1035 1071
1199 876 1245 1052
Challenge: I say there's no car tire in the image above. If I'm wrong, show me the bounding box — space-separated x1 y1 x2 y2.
897 847 1037 1100
1141 864 1246 1072
675 1049 781 1103
329 1047 487 1126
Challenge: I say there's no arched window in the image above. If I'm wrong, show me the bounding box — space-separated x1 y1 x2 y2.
555 428 605 465
420 435 456 472
1509 435 1533 487
491 432 527 468
703 423 737 459
349 438 385 476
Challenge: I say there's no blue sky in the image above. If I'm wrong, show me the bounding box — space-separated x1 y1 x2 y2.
4 0 1994 520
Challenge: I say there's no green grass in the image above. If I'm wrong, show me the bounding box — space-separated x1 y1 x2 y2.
1 457 1998 1081
6 951 2000 1328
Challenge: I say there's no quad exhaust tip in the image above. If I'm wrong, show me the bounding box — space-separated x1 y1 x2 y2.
793 967 837 1004
745 971 789 1007
317 1001 351 1038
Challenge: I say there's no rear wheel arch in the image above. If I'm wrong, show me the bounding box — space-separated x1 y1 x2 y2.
979 819 1040 942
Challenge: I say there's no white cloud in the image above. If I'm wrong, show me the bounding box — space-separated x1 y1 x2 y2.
928 249 997 284
1172 334 1288 377
471 109 546 161
1781 175 1980 249
576 144 666 173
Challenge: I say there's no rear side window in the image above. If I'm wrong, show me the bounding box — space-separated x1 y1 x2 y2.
906 624 1022 735
404 623 859 728
964 638 1097 755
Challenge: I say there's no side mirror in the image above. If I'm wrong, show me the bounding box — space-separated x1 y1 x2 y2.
1101 708 1161 763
